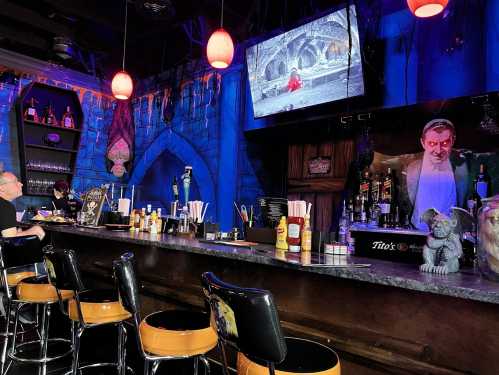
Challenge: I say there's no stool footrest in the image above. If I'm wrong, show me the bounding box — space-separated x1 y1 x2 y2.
9 338 72 364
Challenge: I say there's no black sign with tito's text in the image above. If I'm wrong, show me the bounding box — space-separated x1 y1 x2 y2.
81 186 108 226
350 226 427 264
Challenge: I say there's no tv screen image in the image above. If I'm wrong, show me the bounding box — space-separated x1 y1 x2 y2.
246 5 364 118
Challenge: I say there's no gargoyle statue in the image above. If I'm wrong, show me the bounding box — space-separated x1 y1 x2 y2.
420 207 474 275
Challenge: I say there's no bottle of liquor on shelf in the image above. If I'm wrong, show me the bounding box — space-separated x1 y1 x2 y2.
353 194 362 222
379 169 394 228
347 198 354 223
360 196 368 224
172 176 179 202
338 200 349 244
145 204 152 231
475 163 491 200
370 173 381 225
156 208 163 233
43 102 57 126
24 98 39 122
467 186 482 219
61 106 75 128
359 168 371 220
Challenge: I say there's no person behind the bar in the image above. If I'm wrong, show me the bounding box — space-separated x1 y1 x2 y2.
52 180 81 218
0 169 45 239
406 119 469 230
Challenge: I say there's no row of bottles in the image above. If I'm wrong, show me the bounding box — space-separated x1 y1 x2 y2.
24 98 76 129
348 167 403 228
467 163 492 218
129 205 163 233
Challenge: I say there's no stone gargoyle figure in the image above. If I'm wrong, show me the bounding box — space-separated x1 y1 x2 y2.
420 207 474 275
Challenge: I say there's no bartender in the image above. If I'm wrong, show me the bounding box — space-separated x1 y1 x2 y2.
404 119 469 230
52 180 81 218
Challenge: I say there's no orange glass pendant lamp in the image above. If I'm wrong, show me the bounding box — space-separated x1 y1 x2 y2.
207 28 234 69
112 0 133 100
407 0 449 18
112 71 133 100
207 0 234 69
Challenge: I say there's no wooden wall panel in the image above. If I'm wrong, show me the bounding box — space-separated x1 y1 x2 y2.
288 144 303 179
287 138 355 233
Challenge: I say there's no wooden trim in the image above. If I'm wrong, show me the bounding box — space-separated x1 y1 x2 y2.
288 178 346 193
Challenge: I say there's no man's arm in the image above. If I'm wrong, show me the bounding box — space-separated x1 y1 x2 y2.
1 225 45 240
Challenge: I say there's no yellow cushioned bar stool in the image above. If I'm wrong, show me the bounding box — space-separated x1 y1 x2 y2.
0 237 73 375
44 247 132 375
114 252 217 375
201 272 341 375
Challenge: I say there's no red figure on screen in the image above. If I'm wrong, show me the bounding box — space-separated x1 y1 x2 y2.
287 68 302 92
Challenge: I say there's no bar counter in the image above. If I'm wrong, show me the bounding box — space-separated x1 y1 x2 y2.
45 225 499 375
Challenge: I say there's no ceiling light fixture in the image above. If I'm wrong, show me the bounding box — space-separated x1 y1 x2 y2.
407 0 449 18
112 0 134 100
206 0 234 69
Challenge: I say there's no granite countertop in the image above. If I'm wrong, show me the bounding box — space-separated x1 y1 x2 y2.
44 225 499 306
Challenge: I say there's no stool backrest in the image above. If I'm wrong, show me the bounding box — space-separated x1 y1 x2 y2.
113 252 141 316
201 272 287 365
0 235 42 269
113 252 144 357
43 247 85 293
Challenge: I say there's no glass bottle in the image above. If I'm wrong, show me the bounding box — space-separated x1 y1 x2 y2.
62 105 75 128
475 163 491 200
24 97 38 122
43 102 57 126
172 176 179 202
338 200 349 244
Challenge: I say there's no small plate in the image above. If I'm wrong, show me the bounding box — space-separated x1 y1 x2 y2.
105 224 132 231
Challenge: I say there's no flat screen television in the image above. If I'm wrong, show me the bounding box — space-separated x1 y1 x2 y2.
246 4 364 119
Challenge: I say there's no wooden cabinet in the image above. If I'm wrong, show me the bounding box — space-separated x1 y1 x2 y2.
16 82 83 196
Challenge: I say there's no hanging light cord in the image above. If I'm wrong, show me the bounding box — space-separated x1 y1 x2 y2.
122 0 128 71
220 0 224 28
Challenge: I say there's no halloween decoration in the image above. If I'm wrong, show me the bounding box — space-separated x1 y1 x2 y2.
478 196 499 281
420 207 474 274
107 100 135 177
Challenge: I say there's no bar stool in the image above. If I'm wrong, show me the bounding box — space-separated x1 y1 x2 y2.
43 247 132 375
201 272 341 375
113 252 217 375
0 237 72 375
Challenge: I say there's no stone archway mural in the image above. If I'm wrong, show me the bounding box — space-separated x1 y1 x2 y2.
128 129 216 217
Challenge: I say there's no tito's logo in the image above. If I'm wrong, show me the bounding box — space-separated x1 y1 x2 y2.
372 241 396 251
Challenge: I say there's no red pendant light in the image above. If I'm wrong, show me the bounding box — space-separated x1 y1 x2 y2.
112 0 133 100
206 0 234 69
407 0 449 18
207 28 234 69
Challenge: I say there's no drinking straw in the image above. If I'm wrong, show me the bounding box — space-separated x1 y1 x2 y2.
201 202 209 223
233 202 244 222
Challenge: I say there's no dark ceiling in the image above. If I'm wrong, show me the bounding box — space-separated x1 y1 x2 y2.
0 0 407 80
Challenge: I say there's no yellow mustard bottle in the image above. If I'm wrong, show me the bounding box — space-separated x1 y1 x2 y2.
301 215 312 252
276 216 288 251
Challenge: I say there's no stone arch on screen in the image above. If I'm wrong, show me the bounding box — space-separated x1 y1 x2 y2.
128 129 216 208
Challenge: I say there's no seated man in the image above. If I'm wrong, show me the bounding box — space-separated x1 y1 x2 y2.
0 170 44 240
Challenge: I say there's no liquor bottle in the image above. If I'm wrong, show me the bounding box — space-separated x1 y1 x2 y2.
359 168 371 221
145 204 152 231
301 215 312 252
466 187 482 219
353 194 362 222
150 210 158 234
360 196 367 224
347 198 354 223
139 208 146 232
172 176 179 201
24 98 39 122
338 200 349 244
379 169 393 228
156 208 163 233
61 106 75 128
370 173 381 225
475 164 491 200
43 102 57 126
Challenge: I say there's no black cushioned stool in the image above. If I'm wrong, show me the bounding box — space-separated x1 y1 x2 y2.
113 252 217 375
0 237 72 375
201 272 341 375
44 247 132 375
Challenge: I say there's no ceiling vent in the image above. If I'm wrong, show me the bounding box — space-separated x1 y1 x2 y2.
135 0 176 20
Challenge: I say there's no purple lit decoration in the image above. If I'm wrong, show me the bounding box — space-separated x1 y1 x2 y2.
43 132 61 147
106 100 135 178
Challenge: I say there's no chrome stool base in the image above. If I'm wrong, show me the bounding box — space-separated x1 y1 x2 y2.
62 362 135 375
9 338 72 363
